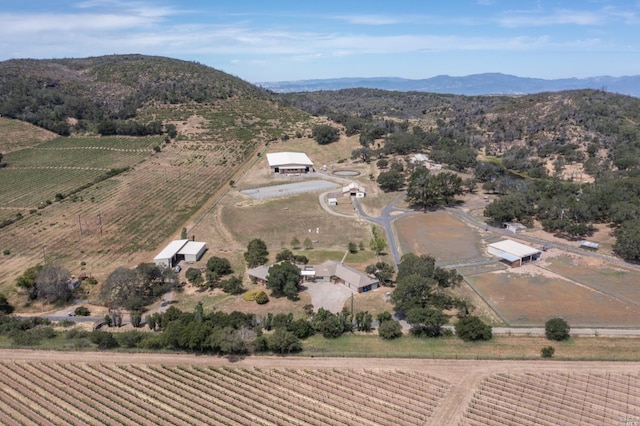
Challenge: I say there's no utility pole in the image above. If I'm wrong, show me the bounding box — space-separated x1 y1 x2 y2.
97 211 103 236
78 214 83 235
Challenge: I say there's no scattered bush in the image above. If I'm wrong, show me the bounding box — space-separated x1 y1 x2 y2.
545 317 570 341
255 291 269 305
243 289 262 301
541 346 555 358
2 249 10 255
90 331 119 349
74 306 91 316
57 319 75 327
378 320 403 340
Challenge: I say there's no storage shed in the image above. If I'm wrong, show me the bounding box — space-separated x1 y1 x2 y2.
154 239 207 267
179 241 207 262
503 222 527 233
328 197 338 206
266 152 314 174
154 239 189 268
488 239 541 267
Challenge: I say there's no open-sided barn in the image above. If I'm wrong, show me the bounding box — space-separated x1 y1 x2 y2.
488 239 541 267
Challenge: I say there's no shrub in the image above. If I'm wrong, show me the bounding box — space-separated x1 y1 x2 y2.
74 306 91 316
545 317 570 341
58 319 75 327
0 294 14 314
90 331 119 349
255 291 269 305
541 346 555 358
243 289 261 301
2 249 10 255
378 320 403 340
454 316 492 341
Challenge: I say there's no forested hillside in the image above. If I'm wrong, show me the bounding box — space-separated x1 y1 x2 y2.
282 88 640 260
0 54 274 135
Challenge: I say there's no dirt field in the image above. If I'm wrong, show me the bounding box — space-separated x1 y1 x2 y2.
394 202 640 328
0 350 638 425
396 210 485 263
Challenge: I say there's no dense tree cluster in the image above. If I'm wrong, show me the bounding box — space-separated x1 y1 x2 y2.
406 168 464 210
311 124 340 145
391 253 464 337
98 263 176 310
244 239 269 268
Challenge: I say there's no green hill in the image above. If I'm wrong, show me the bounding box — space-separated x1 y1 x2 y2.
0 54 277 135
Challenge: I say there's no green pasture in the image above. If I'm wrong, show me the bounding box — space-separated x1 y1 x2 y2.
299 334 640 361
37 135 162 150
0 168 105 207
0 136 161 209
5 147 148 170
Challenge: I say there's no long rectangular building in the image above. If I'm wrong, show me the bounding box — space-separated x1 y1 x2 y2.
488 239 541 267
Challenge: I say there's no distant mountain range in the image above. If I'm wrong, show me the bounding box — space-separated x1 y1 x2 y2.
257 73 640 97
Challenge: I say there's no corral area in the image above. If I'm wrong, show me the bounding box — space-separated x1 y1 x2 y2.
0 351 638 426
394 207 640 328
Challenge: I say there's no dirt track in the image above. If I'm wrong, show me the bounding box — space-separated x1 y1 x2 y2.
3 350 639 424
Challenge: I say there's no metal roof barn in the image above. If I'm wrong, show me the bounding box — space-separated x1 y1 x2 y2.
154 239 189 267
266 152 313 174
178 241 207 263
488 239 541 267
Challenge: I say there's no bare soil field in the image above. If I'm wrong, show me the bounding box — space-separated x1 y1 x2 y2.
394 205 640 328
0 350 638 425
396 210 485 263
468 263 640 327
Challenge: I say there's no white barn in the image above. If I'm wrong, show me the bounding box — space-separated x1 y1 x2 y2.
488 239 541 267
179 241 207 263
266 152 314 174
154 239 207 267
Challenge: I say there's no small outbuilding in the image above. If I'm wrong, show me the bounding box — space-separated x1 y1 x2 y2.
266 152 314 174
328 197 338 206
179 241 207 263
503 222 527 234
342 182 365 198
488 239 541 267
579 240 599 250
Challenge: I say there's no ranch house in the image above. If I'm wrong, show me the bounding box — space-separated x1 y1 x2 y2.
266 152 314 174
488 239 541 267
247 260 379 293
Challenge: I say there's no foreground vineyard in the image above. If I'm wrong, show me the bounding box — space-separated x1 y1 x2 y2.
0 355 639 425
461 372 640 426
0 362 449 426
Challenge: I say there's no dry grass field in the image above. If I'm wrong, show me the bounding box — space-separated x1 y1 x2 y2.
0 351 638 425
394 206 640 328
396 210 485 263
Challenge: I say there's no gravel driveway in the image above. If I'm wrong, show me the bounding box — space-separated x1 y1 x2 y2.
303 281 354 313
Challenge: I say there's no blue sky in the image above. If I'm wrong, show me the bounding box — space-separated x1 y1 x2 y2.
1 1 638 82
